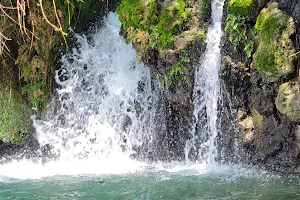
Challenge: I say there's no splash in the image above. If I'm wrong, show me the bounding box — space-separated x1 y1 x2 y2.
0 13 156 178
34 13 155 162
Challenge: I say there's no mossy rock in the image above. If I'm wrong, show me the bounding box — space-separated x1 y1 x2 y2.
0 85 32 143
275 81 300 122
117 0 209 60
252 2 296 82
228 0 255 17
117 0 210 89
227 0 268 17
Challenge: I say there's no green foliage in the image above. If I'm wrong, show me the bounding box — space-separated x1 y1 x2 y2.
155 55 191 89
156 0 190 47
18 59 49 109
146 0 159 25
225 14 255 58
117 0 191 50
116 0 144 30
168 55 191 87
228 0 254 17
22 80 48 109
253 2 295 82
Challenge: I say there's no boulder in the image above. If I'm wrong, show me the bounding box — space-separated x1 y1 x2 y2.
252 2 296 82
237 110 254 142
275 80 300 122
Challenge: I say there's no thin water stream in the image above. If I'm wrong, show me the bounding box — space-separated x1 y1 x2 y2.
185 0 225 163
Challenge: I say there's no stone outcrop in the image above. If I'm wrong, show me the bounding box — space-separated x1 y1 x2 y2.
117 0 212 160
117 0 211 112
252 2 296 82
221 0 300 172
275 80 300 122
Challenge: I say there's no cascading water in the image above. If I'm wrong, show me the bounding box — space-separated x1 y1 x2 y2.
185 0 225 163
0 13 159 178
34 13 157 162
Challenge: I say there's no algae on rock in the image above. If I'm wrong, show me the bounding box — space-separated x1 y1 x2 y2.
252 2 296 82
0 86 32 143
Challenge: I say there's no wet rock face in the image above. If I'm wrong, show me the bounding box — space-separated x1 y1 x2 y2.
251 116 298 171
116 0 212 160
276 81 300 122
0 135 41 164
74 0 121 32
221 0 300 172
250 73 278 117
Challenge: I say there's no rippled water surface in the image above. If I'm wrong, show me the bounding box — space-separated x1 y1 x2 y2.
0 165 299 200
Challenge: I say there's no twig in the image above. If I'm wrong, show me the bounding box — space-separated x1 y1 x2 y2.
288 51 300 58
38 0 68 48
0 4 39 39
52 0 68 47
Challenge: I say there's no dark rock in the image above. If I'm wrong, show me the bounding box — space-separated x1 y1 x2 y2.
220 0 300 173
250 72 278 116
0 134 41 163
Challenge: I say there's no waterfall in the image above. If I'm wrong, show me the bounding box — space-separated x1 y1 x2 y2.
185 0 225 163
0 1 228 179
33 13 156 163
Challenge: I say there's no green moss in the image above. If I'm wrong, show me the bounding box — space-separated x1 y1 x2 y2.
253 47 278 80
253 2 295 82
228 0 254 17
254 4 287 40
0 86 32 143
0 60 32 144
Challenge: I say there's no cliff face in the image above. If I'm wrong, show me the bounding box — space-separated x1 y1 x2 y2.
221 0 300 172
117 0 212 160
116 0 300 168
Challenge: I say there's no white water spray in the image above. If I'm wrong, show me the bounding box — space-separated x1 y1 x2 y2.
0 0 227 179
35 13 156 161
185 0 225 163
0 13 156 178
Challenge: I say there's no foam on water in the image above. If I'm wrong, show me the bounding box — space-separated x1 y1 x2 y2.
0 158 147 180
